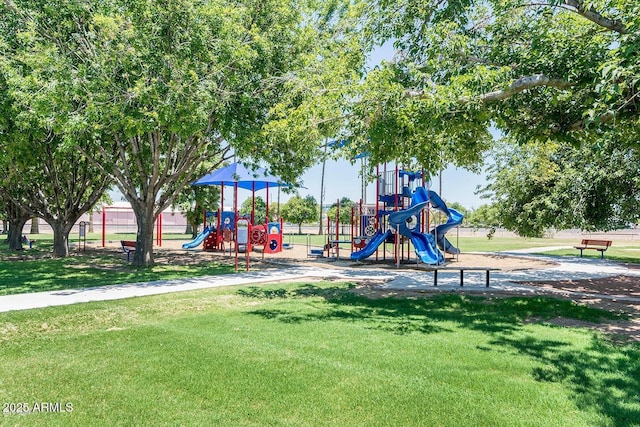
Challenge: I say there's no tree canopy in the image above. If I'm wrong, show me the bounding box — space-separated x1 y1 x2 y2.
281 195 318 234
0 34 111 255
337 0 640 233
346 1 639 167
1 0 362 264
481 138 640 237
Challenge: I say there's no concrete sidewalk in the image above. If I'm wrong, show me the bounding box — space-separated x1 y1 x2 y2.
2 254 640 313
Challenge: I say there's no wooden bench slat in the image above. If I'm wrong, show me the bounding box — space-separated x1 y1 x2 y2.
577 239 612 247
574 239 612 258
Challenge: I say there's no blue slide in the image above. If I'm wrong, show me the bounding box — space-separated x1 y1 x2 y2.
409 230 444 265
349 186 463 264
386 186 463 264
428 191 463 254
412 186 429 204
350 229 393 261
182 227 212 249
388 198 427 237
388 195 443 264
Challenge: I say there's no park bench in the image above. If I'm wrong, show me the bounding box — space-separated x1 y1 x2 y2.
422 266 500 287
574 239 612 259
120 240 137 261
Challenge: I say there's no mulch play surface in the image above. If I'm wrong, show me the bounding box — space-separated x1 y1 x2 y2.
516 275 640 299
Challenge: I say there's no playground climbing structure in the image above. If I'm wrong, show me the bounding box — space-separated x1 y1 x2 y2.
350 165 463 265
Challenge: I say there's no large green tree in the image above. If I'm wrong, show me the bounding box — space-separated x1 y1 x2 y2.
5 133 112 256
0 45 110 256
281 195 318 234
0 69 30 251
240 196 267 225
1 0 362 265
340 1 639 205
481 138 640 237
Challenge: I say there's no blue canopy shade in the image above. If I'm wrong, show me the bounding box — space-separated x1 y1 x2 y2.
191 162 291 191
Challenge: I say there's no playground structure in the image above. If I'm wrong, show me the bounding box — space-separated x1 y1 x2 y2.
183 162 288 270
183 160 461 268
182 210 235 251
182 209 284 256
362 165 463 265
318 164 463 266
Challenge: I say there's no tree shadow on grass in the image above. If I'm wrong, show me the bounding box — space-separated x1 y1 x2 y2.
238 284 615 335
239 283 640 425
493 332 640 425
0 254 234 296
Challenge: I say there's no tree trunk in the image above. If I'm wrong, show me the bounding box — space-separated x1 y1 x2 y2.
2 220 7 233
132 209 156 266
298 222 302 235
189 200 199 237
7 217 29 250
30 217 40 234
48 220 74 257
88 211 95 233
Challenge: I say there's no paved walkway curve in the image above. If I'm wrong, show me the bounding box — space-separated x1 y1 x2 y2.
2 250 640 313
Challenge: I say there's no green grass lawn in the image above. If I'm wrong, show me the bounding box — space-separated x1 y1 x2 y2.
0 252 235 296
1 282 637 426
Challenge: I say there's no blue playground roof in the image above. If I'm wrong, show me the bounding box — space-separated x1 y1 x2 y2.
192 162 291 191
